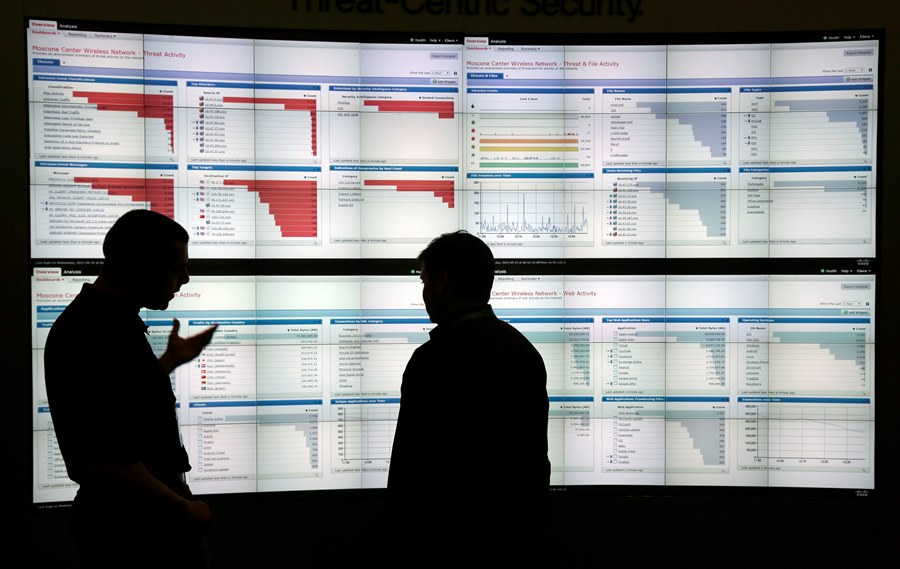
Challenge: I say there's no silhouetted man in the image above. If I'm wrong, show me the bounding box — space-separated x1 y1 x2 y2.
44 209 217 568
387 230 550 565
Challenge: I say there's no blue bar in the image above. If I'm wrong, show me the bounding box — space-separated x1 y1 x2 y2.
187 81 254 88
256 399 323 406
467 88 593 94
188 165 321 172
740 318 870 324
188 164 255 171
331 318 432 324
249 75 446 85
603 168 667 174
467 172 593 179
331 165 458 172
664 318 730 323
253 84 321 91
35 161 177 169
331 398 402 405
602 167 730 174
769 166 872 173
34 75 177 86
740 85 873 92
603 88 667 94
738 397 871 404
603 87 731 94
666 168 732 174
191 401 256 408
255 166 321 172
329 86 457 93
666 396 730 402
257 319 323 325
501 318 594 324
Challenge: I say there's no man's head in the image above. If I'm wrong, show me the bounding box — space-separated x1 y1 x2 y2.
417 231 494 323
101 209 190 310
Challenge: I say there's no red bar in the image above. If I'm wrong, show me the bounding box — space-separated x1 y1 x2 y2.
363 100 454 111
144 94 175 107
255 210 317 216
224 180 317 191
253 196 317 204
73 91 175 151
362 100 455 118
280 228 318 238
223 179 318 238
260 215 318 222
222 96 316 110
255 181 318 190
364 180 454 189
74 176 175 218
221 97 317 156
146 179 176 188
74 91 144 105
311 114 318 157
363 179 455 208
256 193 317 204
434 190 454 205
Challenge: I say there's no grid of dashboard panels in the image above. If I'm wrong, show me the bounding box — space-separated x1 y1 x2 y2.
28 20 878 502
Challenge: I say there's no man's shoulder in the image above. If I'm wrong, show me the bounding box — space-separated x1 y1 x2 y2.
462 313 531 342
448 314 543 359
47 289 90 338
47 285 136 349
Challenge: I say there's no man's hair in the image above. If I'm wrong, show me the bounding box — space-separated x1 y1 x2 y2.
418 230 494 303
102 209 189 274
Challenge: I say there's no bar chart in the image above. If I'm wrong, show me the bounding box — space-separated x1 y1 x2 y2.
330 400 399 473
222 178 318 239
666 183 729 244
601 412 666 474
750 87 874 165
329 318 426 397
223 95 318 162
665 417 728 472
328 87 459 164
74 91 175 156
32 165 178 253
769 172 872 244
257 407 321 481
468 113 593 170
738 317 871 396
354 168 459 243
33 102 147 162
738 398 871 473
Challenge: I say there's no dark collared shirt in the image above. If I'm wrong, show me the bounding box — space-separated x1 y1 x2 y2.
44 283 190 488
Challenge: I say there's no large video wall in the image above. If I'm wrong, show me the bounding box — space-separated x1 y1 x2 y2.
28 19 879 502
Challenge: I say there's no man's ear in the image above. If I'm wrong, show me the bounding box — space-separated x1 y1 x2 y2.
434 269 451 294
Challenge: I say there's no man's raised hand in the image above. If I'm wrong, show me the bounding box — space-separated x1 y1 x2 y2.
159 318 218 373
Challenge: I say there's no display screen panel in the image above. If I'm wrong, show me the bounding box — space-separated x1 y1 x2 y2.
32 270 875 501
27 19 880 502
